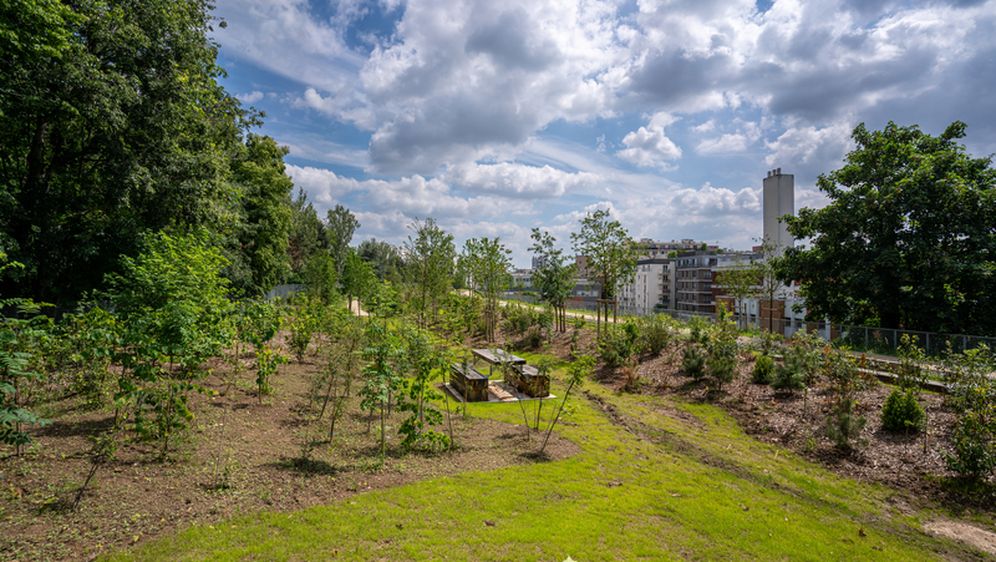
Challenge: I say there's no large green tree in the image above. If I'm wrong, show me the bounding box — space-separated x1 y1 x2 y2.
781 121 996 335
228 135 293 295
358 238 403 283
287 189 327 281
0 0 258 303
325 205 360 284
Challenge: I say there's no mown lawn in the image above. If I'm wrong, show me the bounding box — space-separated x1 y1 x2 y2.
105 357 975 561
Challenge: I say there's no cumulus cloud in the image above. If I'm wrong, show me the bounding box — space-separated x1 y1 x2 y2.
443 162 599 198
617 113 683 168
236 90 264 104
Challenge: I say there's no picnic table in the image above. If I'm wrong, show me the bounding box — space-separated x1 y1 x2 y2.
471 348 525 378
507 364 551 398
449 363 490 402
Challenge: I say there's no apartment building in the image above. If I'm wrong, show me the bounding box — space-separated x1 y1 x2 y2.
618 258 676 315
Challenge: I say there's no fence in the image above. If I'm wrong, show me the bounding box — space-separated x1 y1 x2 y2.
502 291 996 358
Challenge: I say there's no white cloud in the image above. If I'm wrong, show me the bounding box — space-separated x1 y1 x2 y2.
443 162 599 198
617 112 683 168
236 90 264 104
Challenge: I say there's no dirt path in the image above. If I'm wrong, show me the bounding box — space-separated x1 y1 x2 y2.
348 299 368 317
924 520 996 557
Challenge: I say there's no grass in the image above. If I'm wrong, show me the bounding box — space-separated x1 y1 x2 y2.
104 353 974 561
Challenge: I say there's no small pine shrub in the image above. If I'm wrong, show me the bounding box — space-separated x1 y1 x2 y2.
599 322 638 369
772 330 821 391
635 314 675 357
752 353 775 385
880 388 925 433
681 343 706 379
705 317 738 392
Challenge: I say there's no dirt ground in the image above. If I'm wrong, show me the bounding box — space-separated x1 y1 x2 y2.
0 338 577 562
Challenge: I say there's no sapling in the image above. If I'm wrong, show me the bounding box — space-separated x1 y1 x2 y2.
540 355 594 455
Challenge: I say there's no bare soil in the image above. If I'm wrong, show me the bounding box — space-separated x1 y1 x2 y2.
0 336 577 562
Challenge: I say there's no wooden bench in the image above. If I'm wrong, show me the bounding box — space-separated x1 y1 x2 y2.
507 364 551 398
450 363 490 402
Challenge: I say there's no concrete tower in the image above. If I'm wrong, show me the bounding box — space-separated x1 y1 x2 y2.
762 168 794 255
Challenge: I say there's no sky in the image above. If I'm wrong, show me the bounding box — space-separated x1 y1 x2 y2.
211 0 996 267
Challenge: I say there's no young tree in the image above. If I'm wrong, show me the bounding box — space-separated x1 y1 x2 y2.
341 250 378 312
823 348 867 451
540 355 594 455
780 121 996 335
530 229 576 333
303 253 338 304
570 209 638 337
396 327 449 451
106 232 234 457
325 204 360 284
403 219 456 328
359 323 400 460
716 258 761 330
460 238 512 342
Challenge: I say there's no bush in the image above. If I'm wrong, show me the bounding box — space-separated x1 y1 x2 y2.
599 322 638 369
635 314 675 357
880 388 925 433
752 353 775 385
947 413 995 480
823 348 867 450
772 330 822 392
681 343 706 379
502 303 539 337
705 317 737 392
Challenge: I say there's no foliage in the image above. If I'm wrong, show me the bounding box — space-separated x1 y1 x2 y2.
599 321 639 370
0 0 273 305
60 306 119 410
540 354 593 455
341 250 378 308
460 237 512 342
403 219 455 328
303 252 338 304
943 345 995 480
227 135 293 295
255 345 285 400
823 348 867 450
105 232 233 455
529 228 576 332
751 353 775 385
287 189 326 281
681 344 707 379
502 303 541 337
440 293 484 340
570 209 638 302
705 311 738 393
360 323 401 459
772 330 822 392
0 299 52 453
358 239 403 283
236 299 280 348
780 121 996 335
716 260 761 329
396 327 449 452
325 205 360 283
635 314 676 357
287 302 317 363
880 389 925 433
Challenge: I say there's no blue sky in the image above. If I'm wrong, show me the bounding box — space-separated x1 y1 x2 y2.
212 0 996 267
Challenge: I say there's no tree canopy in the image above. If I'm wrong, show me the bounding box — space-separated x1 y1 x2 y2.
780 121 996 335
0 0 293 303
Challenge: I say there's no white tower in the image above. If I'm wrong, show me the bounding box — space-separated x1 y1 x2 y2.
762 168 794 255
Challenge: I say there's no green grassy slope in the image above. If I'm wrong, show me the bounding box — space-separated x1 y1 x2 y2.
106 360 974 561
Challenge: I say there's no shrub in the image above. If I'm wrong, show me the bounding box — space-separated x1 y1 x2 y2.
705 316 738 392
823 348 867 450
752 352 775 385
772 330 821 392
880 388 925 433
947 413 995 480
599 321 638 369
943 345 994 481
681 343 706 379
635 314 675 357
502 303 539 337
